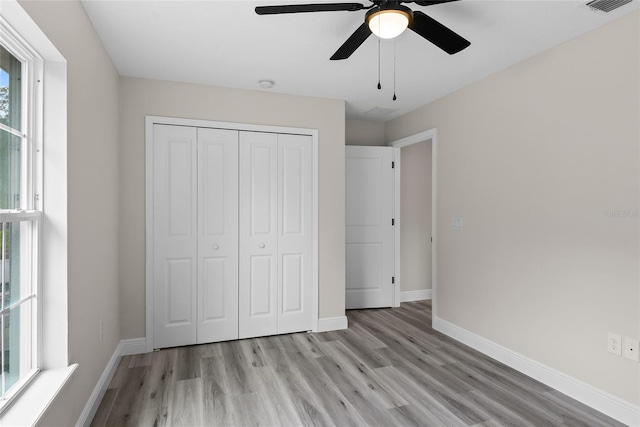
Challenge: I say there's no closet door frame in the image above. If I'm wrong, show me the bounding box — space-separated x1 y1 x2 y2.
145 116 319 352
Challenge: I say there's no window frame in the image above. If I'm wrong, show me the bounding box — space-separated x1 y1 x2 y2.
0 16 44 414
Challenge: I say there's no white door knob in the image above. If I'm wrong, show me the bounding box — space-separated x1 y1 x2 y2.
213 244 219 250
259 243 265 248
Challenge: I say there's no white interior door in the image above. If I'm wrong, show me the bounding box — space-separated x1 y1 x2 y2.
277 134 313 334
153 124 198 348
345 146 395 309
239 131 278 338
197 128 239 343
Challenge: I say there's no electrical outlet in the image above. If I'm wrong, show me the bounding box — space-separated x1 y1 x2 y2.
452 216 463 231
608 333 622 355
623 337 639 362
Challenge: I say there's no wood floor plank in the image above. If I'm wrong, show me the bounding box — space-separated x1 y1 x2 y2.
139 348 176 412
291 332 329 359
220 340 256 395
89 388 118 427
460 389 539 427
374 365 468 426
432 341 554 395
127 352 153 368
273 344 368 426
442 362 564 426
201 355 236 426
129 406 170 427
239 338 267 367
92 300 624 427
170 378 203 426
251 365 304 426
314 355 397 426
322 326 390 369
174 345 202 381
542 390 627 427
199 341 224 359
262 346 336 426
103 366 149 426
107 355 134 390
229 393 271 427
319 340 408 409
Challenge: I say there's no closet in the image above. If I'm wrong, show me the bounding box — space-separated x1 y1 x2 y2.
149 123 314 349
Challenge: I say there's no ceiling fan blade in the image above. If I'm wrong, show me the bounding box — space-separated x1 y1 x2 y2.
330 22 372 60
412 0 460 6
408 11 470 54
255 3 365 15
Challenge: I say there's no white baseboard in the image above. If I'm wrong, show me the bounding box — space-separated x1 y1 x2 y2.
400 289 432 302
76 338 147 427
317 316 348 332
75 342 122 427
120 337 148 356
433 317 640 426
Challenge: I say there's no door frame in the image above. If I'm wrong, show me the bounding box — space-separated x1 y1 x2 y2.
388 128 438 320
145 115 320 352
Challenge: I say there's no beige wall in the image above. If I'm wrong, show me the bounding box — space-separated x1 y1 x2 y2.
386 12 640 405
119 77 346 339
11 0 638 422
18 1 122 425
400 141 432 292
346 118 386 146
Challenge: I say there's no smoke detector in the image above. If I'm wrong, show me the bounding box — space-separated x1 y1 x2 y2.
258 80 274 89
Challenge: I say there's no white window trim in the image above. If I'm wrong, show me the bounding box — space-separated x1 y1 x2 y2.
0 15 44 414
0 0 72 423
0 17 43 212
0 213 41 412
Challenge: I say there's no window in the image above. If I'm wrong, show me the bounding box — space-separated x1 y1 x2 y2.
0 20 43 413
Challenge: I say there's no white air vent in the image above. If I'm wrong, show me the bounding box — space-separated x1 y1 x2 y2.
586 0 632 12
364 107 396 118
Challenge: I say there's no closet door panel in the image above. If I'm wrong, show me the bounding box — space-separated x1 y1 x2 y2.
281 254 303 313
249 255 274 315
278 134 313 334
197 128 239 343
153 124 198 348
239 131 278 339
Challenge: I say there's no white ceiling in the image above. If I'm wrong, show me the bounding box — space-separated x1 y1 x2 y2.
81 0 639 121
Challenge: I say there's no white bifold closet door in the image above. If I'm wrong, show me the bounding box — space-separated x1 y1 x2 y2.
153 124 198 348
153 125 238 348
153 124 312 349
197 128 239 343
239 132 313 339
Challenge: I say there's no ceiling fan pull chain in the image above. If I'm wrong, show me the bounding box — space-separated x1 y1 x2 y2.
377 41 381 89
393 39 397 101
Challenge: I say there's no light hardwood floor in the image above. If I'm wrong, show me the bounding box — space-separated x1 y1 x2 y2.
91 301 624 426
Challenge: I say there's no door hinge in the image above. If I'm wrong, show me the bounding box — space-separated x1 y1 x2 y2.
392 218 395 226
392 161 395 169
392 276 395 284
431 237 433 242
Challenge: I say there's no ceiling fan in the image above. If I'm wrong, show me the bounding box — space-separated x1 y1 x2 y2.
255 0 471 60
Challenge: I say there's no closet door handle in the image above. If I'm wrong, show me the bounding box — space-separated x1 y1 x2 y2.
259 243 266 249
213 244 219 250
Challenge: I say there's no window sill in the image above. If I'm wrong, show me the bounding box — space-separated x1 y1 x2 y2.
0 364 77 426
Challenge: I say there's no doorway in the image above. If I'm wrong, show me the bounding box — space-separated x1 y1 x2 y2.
389 128 437 318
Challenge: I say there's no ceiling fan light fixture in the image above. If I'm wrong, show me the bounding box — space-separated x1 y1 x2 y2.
366 6 412 39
